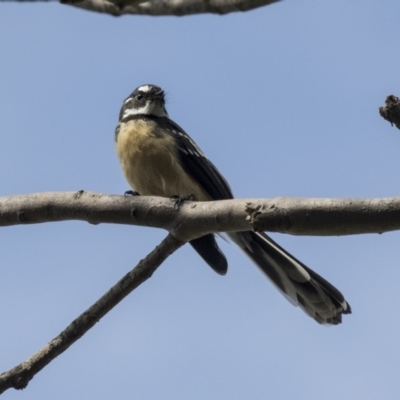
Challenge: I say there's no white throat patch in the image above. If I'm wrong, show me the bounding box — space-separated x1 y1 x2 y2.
123 101 168 119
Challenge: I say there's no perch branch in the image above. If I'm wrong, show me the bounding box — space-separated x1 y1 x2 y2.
1 191 400 240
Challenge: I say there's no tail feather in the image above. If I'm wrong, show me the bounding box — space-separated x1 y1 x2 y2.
190 234 228 275
228 231 351 325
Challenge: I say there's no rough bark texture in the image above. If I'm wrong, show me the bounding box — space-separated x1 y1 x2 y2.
59 0 280 16
1 191 400 240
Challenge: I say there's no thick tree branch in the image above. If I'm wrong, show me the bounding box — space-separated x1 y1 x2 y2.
1 191 400 239
379 95 400 130
0 233 184 394
58 0 280 17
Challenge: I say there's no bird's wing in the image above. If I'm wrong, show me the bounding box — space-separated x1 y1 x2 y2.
160 118 233 200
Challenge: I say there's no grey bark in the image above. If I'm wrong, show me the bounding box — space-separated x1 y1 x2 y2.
1 191 399 240
61 0 280 17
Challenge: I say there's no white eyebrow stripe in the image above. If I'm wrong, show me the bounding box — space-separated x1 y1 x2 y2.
137 85 151 92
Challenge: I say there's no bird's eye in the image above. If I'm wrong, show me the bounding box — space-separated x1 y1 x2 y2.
136 93 144 101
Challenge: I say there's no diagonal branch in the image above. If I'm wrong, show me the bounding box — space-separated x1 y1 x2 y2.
0 233 184 395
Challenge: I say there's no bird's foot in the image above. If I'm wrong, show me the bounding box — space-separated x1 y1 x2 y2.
170 194 197 210
124 190 140 196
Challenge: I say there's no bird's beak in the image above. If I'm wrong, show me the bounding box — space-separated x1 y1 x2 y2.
154 89 165 100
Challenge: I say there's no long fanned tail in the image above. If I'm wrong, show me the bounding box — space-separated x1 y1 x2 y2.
228 231 351 325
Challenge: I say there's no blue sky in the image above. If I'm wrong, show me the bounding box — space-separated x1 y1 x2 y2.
1 1 400 399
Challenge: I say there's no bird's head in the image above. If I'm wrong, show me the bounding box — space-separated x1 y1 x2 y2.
119 84 168 121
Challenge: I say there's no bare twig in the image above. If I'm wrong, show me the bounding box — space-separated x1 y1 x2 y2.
0 233 184 394
1 191 400 239
58 0 280 17
379 95 400 130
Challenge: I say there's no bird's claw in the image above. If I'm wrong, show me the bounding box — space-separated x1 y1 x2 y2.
124 190 140 196
170 194 197 210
